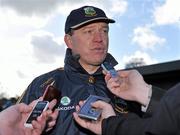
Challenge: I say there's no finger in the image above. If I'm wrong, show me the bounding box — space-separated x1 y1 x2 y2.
32 118 46 135
38 96 43 101
75 104 81 112
44 112 57 131
29 100 38 108
107 79 120 89
107 76 119 84
73 112 88 129
32 112 47 133
32 123 42 135
108 78 121 86
37 111 47 123
110 82 121 89
32 120 42 130
118 70 130 77
104 73 111 83
45 118 58 132
79 100 85 107
28 97 44 108
91 100 108 109
102 70 108 75
46 109 59 125
44 110 58 132
48 99 57 110
17 103 32 113
50 109 59 120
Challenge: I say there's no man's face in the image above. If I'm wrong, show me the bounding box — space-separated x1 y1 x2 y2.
69 22 109 67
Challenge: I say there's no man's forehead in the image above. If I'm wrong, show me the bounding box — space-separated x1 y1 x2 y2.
80 22 109 29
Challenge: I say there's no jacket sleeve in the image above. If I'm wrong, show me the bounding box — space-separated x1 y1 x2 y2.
145 83 180 134
101 86 166 135
144 85 166 117
102 113 150 135
102 83 180 135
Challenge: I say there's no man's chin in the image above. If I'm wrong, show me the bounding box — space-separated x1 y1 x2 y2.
91 60 105 66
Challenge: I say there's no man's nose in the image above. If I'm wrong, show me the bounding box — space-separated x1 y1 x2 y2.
93 31 103 42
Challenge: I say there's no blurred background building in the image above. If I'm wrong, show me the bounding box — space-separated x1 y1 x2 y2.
127 60 180 90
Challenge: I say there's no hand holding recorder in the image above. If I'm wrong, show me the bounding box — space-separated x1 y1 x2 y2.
0 103 48 135
104 66 152 106
73 100 116 135
24 81 60 130
78 95 110 121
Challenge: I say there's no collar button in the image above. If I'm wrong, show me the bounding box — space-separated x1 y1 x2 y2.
88 76 95 84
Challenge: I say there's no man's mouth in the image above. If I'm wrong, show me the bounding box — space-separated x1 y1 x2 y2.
92 47 105 52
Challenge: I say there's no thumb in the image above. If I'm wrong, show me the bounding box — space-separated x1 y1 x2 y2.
91 100 107 109
17 103 32 113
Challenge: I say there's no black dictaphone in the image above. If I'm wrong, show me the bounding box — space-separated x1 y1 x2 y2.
43 81 61 110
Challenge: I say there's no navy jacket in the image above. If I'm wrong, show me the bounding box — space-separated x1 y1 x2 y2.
21 48 162 135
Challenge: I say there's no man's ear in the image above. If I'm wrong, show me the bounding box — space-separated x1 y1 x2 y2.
64 34 72 48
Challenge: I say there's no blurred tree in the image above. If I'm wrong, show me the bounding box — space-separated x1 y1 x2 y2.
125 58 146 69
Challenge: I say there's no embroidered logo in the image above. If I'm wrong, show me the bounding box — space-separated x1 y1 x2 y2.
84 7 97 17
60 96 71 106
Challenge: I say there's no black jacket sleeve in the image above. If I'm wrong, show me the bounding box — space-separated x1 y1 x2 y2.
102 83 180 135
102 113 150 135
144 85 166 117
145 83 180 135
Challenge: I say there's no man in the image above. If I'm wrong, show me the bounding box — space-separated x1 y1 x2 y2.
20 6 164 135
73 82 180 135
0 99 58 135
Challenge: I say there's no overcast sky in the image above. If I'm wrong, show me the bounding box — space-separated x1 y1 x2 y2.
0 0 179 97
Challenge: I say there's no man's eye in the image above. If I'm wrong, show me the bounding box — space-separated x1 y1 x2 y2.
85 30 92 34
103 29 108 33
